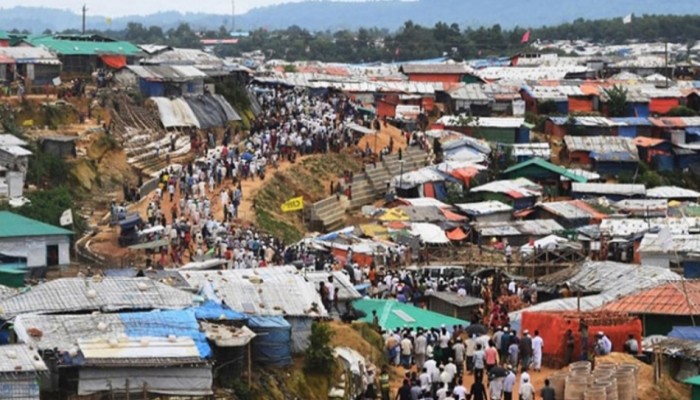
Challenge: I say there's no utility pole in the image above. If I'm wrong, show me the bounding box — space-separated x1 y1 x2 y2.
82 4 87 34
664 41 669 88
231 0 235 33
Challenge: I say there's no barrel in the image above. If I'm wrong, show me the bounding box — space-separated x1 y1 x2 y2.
618 364 639 400
614 369 636 400
592 369 614 380
594 378 618 400
565 375 588 400
549 371 569 400
584 386 607 400
570 361 592 374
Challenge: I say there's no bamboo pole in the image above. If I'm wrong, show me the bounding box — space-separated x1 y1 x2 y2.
248 342 252 389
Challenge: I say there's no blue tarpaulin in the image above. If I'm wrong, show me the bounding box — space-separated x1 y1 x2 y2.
247 316 292 366
686 127 700 136
191 300 248 321
669 326 700 341
120 310 212 358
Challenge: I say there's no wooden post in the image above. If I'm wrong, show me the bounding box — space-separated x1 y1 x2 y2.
143 383 147 400
125 379 130 400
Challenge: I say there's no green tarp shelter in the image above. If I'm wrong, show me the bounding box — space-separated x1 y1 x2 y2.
353 299 469 331
684 375 700 400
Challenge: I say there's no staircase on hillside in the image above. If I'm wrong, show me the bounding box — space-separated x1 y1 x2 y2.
307 146 428 232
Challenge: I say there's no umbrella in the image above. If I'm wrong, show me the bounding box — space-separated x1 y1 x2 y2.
489 366 508 379
465 323 487 336
241 152 254 162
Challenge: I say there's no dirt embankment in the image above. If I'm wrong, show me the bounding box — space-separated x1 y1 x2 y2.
253 152 363 243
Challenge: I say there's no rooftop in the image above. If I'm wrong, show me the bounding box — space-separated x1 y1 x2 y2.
427 291 485 307
179 266 327 317
353 298 470 330
0 344 47 374
400 63 473 75
0 211 72 239
503 158 588 183
0 277 194 319
601 280 700 316
455 200 513 216
27 35 141 56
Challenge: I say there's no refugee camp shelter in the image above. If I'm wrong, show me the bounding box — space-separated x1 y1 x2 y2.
535 200 608 229
400 63 476 84
118 65 207 97
571 183 646 201
638 234 700 273
13 310 212 397
472 219 565 247
150 94 241 129
25 34 141 74
0 46 61 87
435 116 528 144
426 291 484 321
247 316 293 366
352 298 470 330
0 134 31 176
601 281 700 335
304 271 362 311
684 375 700 400
455 201 513 223
470 178 542 210
179 267 327 353
0 277 194 319
0 344 47 400
509 261 681 332
40 135 77 158
0 211 72 279
563 136 639 175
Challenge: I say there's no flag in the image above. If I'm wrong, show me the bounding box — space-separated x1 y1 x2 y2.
60 209 73 226
521 30 531 44
281 196 304 213
623 14 632 24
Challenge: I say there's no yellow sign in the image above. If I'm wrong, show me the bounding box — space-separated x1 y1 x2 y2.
281 196 304 212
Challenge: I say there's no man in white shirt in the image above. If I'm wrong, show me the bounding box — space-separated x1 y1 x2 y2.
452 383 468 400
465 335 477 373
419 367 432 392
532 330 544 372
400 334 413 368
415 330 428 371
503 366 516 400
520 376 536 400
444 358 457 384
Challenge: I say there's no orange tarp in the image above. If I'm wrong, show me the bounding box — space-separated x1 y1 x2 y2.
569 97 594 113
650 98 680 115
100 55 126 69
633 136 667 147
441 208 467 222
450 167 480 186
446 227 468 241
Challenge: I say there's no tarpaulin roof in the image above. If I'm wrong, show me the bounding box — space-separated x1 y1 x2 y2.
379 208 410 222
504 158 588 183
669 326 700 341
446 227 468 241
353 299 469 330
151 97 200 128
601 281 700 316
442 208 467 222
410 222 450 244
27 35 141 56
184 94 241 129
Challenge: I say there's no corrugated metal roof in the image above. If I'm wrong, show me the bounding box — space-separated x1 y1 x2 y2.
401 63 473 75
437 115 525 128
564 136 638 157
646 186 700 199
471 178 542 198
448 84 490 102
127 65 207 81
455 201 513 215
602 280 700 315
474 219 564 236
180 266 327 317
609 117 652 126
0 277 194 319
0 46 60 65
539 200 599 220
0 211 72 239
78 337 201 367
504 158 588 183
427 291 484 307
14 309 209 358
0 134 27 147
510 262 681 324
0 344 47 374
572 183 645 196
476 66 588 81
600 217 700 237
511 143 551 158
27 36 140 56
142 48 224 70
304 271 362 301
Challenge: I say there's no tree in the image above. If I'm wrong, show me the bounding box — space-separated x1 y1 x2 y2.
667 106 698 117
304 322 335 373
604 85 629 117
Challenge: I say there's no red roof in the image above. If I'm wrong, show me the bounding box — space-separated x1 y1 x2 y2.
601 281 700 316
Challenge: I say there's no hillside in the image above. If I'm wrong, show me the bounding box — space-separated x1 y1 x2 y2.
2 0 700 32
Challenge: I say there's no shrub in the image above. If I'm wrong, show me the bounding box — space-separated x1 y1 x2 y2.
304 322 335 373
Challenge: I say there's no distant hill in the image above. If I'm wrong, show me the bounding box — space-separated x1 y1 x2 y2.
1 0 700 32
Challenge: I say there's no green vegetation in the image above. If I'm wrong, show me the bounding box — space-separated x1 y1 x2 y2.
29 15 700 63
0 186 86 236
304 322 335 374
604 85 629 117
26 146 72 189
667 106 698 117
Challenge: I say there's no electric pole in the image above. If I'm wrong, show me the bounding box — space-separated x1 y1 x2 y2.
231 0 235 33
82 4 87 34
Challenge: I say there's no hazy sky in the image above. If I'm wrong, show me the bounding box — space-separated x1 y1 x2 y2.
0 0 300 16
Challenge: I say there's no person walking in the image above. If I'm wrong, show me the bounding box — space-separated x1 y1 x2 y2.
519 330 533 372
503 366 516 400
540 379 555 400
380 367 391 400
473 343 486 382
520 377 536 400
532 330 544 372
469 377 488 400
